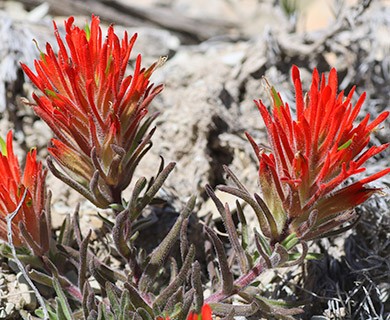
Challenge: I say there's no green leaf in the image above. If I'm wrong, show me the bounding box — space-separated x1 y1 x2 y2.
338 138 353 150
106 283 121 316
127 177 147 221
53 277 74 320
217 185 272 239
78 230 91 293
271 86 283 108
167 302 183 320
281 233 299 251
105 55 113 75
109 203 125 212
305 252 322 260
254 229 272 256
0 136 6 155
44 89 58 98
35 307 58 320
58 214 72 246
97 211 114 229
250 281 261 287
134 162 176 220
85 22 91 41
176 289 194 320
136 308 154 320
119 289 133 319
255 295 305 308
112 209 131 259
28 269 55 287
97 302 115 320
128 113 159 157
123 284 152 315
236 201 249 251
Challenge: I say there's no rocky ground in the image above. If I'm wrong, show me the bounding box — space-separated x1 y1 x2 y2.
0 0 389 319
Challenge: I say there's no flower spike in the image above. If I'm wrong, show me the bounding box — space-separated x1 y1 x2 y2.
247 65 389 241
0 131 49 253
22 15 163 208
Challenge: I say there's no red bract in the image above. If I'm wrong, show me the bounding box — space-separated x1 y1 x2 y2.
187 304 213 320
246 66 389 241
21 15 163 208
0 131 49 253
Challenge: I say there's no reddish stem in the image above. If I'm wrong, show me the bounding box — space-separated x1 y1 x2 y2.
205 259 267 304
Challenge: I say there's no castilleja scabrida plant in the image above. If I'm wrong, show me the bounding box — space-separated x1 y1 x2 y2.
213 66 389 252
245 66 389 243
0 131 49 254
21 15 164 208
204 66 389 311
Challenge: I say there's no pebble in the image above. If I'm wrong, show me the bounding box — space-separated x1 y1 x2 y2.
5 302 15 315
17 273 37 310
221 51 245 66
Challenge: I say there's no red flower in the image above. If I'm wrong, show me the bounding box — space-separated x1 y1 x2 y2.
246 66 389 241
0 131 49 253
187 304 213 320
21 15 163 208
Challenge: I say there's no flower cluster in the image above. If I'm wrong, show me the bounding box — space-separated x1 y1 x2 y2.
0 131 49 253
21 15 163 208
246 66 389 242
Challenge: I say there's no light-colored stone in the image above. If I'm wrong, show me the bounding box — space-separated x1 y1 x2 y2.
5 302 15 315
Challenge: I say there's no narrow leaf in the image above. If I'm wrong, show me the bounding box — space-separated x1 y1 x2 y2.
105 282 121 316
217 185 271 238
123 283 153 315
191 261 203 312
135 308 154 320
284 241 309 267
177 289 195 320
128 177 147 221
78 230 92 293
119 289 133 318
224 204 249 273
112 209 131 260
153 245 195 310
222 165 250 193
254 229 272 268
236 201 248 250
204 225 234 294
139 195 195 292
53 277 74 320
135 162 176 214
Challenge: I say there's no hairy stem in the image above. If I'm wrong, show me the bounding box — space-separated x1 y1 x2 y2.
205 258 267 304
